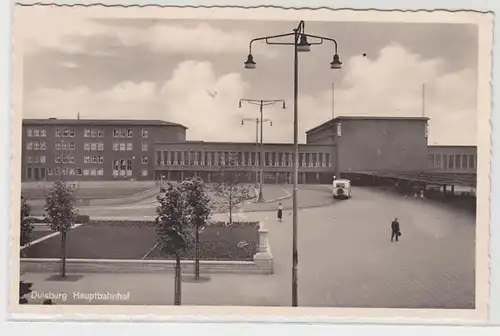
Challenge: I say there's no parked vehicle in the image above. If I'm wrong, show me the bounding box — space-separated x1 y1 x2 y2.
332 179 352 199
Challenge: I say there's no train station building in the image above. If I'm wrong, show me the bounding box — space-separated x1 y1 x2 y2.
22 116 477 189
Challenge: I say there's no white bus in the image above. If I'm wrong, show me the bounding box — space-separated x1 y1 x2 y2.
333 179 352 199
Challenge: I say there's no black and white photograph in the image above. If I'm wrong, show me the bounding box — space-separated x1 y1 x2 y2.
10 5 492 320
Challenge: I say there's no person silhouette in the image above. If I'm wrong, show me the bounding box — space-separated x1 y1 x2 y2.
391 217 401 242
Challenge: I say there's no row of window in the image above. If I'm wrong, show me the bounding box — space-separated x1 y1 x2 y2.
27 154 149 165
112 128 149 138
27 140 150 152
428 153 476 170
155 150 332 168
25 167 149 180
26 156 46 164
26 128 47 137
25 127 151 139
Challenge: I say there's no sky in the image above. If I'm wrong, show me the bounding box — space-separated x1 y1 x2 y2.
20 14 479 145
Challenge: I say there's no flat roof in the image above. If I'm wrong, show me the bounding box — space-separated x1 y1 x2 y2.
22 118 187 128
428 145 477 149
306 116 430 134
153 141 329 146
353 170 476 188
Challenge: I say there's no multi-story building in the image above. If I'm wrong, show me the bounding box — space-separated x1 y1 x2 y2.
22 118 186 181
21 116 477 183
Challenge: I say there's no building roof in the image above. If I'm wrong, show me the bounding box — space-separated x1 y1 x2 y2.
153 141 328 146
428 144 477 148
306 116 430 134
353 170 476 188
22 118 187 128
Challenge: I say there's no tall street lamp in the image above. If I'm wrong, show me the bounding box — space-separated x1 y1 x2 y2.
243 20 342 307
239 99 286 202
240 117 273 189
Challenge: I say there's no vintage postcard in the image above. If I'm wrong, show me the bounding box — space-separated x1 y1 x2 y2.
9 4 493 323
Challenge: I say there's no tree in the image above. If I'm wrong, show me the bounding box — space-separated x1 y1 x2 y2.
20 195 34 248
212 153 252 224
44 180 78 278
155 183 194 305
181 177 213 281
19 280 33 304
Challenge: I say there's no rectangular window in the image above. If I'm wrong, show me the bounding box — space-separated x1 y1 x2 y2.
90 169 97 176
97 129 104 137
55 155 61 163
55 141 62 151
127 142 133 151
141 129 149 138
33 128 40 137
33 140 40 150
69 155 75 164
84 143 90 151
120 129 127 138
98 155 104 164
325 153 330 167
461 154 468 169
468 155 475 169
69 141 75 150
27 142 33 150
98 143 104 151
127 129 133 137
91 143 97 151
142 156 148 164
61 154 68 164
47 168 53 176
113 142 119 151
97 168 104 176
40 156 46 163
127 159 133 171
428 154 434 169
55 128 61 137
62 128 69 137
39 140 46 150
448 154 454 169
55 167 61 176
27 156 32 163
455 154 461 169
26 168 32 179
84 128 91 137
84 156 90 163
61 141 68 150
83 169 90 176
141 169 148 177
91 129 97 138
27 128 33 137
435 154 442 169
76 168 82 176
113 129 120 137
69 128 75 137
40 128 46 137
69 168 76 176
33 156 39 163
119 143 126 151
142 143 148 152
62 168 68 176
91 156 97 164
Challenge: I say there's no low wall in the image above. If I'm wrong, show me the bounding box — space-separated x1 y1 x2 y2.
20 258 272 275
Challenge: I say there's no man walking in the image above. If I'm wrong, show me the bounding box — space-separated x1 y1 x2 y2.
391 217 401 242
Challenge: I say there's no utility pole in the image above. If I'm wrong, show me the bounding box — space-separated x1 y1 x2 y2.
239 98 286 202
241 117 271 185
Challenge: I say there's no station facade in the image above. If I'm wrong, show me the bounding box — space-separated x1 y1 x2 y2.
21 116 477 183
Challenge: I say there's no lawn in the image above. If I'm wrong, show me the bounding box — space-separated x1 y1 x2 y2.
21 220 259 261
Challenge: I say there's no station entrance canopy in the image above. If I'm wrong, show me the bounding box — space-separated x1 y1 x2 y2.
351 171 477 188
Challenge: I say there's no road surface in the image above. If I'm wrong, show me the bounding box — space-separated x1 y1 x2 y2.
21 186 475 308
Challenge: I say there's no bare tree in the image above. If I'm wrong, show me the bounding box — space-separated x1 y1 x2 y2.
211 152 252 224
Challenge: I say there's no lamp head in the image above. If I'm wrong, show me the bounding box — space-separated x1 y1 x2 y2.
241 120 244 125
270 121 273 126
297 34 311 52
330 54 342 69
238 101 242 108
244 54 256 69
282 101 286 109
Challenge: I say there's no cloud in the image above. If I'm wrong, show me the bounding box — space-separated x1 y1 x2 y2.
23 45 477 145
20 13 273 57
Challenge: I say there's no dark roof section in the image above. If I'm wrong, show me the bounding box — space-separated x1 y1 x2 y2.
352 170 476 188
306 116 430 134
22 118 187 128
428 144 477 148
153 141 328 146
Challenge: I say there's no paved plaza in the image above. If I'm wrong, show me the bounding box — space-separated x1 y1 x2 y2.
21 186 475 308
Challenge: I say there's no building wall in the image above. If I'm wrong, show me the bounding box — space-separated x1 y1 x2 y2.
427 145 477 173
153 142 337 184
22 122 186 181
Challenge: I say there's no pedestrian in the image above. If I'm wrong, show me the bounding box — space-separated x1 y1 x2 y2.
277 202 283 222
391 217 401 242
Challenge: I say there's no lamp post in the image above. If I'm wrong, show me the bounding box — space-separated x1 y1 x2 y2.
240 117 272 188
243 20 342 307
239 99 285 202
